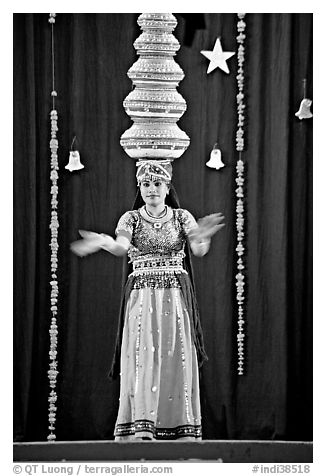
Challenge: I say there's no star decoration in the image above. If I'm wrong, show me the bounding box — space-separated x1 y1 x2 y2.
201 37 235 74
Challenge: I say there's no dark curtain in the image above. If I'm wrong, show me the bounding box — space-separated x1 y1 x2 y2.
13 13 312 442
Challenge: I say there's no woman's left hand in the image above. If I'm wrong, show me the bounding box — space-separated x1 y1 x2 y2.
189 212 225 242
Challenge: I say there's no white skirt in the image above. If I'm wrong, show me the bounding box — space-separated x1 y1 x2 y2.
114 286 202 440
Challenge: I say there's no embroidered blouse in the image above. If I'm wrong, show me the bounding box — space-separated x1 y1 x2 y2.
115 207 197 261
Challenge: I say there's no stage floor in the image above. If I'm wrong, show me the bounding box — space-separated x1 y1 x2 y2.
14 440 313 463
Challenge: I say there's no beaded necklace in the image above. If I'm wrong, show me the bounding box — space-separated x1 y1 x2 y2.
140 205 172 229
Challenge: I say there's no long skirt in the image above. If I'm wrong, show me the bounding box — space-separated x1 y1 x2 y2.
114 286 202 440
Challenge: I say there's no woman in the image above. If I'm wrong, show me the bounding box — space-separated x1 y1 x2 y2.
71 160 225 440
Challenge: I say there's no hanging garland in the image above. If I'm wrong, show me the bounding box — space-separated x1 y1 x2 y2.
47 12 59 442
235 13 246 376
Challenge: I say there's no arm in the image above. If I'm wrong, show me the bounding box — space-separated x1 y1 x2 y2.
187 212 225 257
70 230 130 257
70 211 135 258
100 234 130 256
189 236 211 257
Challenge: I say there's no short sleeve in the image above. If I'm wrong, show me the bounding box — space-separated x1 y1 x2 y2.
115 211 136 240
178 209 198 236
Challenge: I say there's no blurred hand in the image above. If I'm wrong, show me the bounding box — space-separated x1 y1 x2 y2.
189 212 225 242
78 230 101 240
70 230 104 257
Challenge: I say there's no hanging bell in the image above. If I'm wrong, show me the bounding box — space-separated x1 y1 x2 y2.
206 143 225 170
65 150 84 172
295 98 313 120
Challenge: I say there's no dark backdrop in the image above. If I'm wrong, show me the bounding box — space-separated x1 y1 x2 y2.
13 13 312 441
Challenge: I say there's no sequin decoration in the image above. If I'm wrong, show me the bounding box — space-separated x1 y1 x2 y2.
114 420 201 439
117 208 197 290
116 208 197 259
135 289 144 394
175 289 191 424
132 272 183 289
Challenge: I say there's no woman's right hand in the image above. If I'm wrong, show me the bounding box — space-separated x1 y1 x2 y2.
70 230 104 257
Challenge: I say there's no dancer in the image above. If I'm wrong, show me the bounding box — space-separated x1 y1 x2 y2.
71 160 224 440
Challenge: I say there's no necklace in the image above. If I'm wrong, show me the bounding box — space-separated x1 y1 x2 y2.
141 205 172 229
145 206 167 220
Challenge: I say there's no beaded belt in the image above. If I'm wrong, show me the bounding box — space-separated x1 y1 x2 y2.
132 255 185 273
130 255 187 289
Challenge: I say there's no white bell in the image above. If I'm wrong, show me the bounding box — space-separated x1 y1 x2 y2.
65 150 84 172
206 145 225 170
295 98 313 120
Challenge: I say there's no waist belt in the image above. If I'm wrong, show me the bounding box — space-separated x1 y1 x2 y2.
131 255 186 275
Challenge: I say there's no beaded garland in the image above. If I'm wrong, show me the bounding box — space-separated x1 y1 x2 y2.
47 13 59 442
235 14 247 375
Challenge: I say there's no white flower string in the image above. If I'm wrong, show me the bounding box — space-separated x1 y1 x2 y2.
47 12 59 441
235 14 246 375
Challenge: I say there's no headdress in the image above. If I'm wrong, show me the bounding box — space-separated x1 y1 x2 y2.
136 160 172 185
120 14 188 190
120 14 190 164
